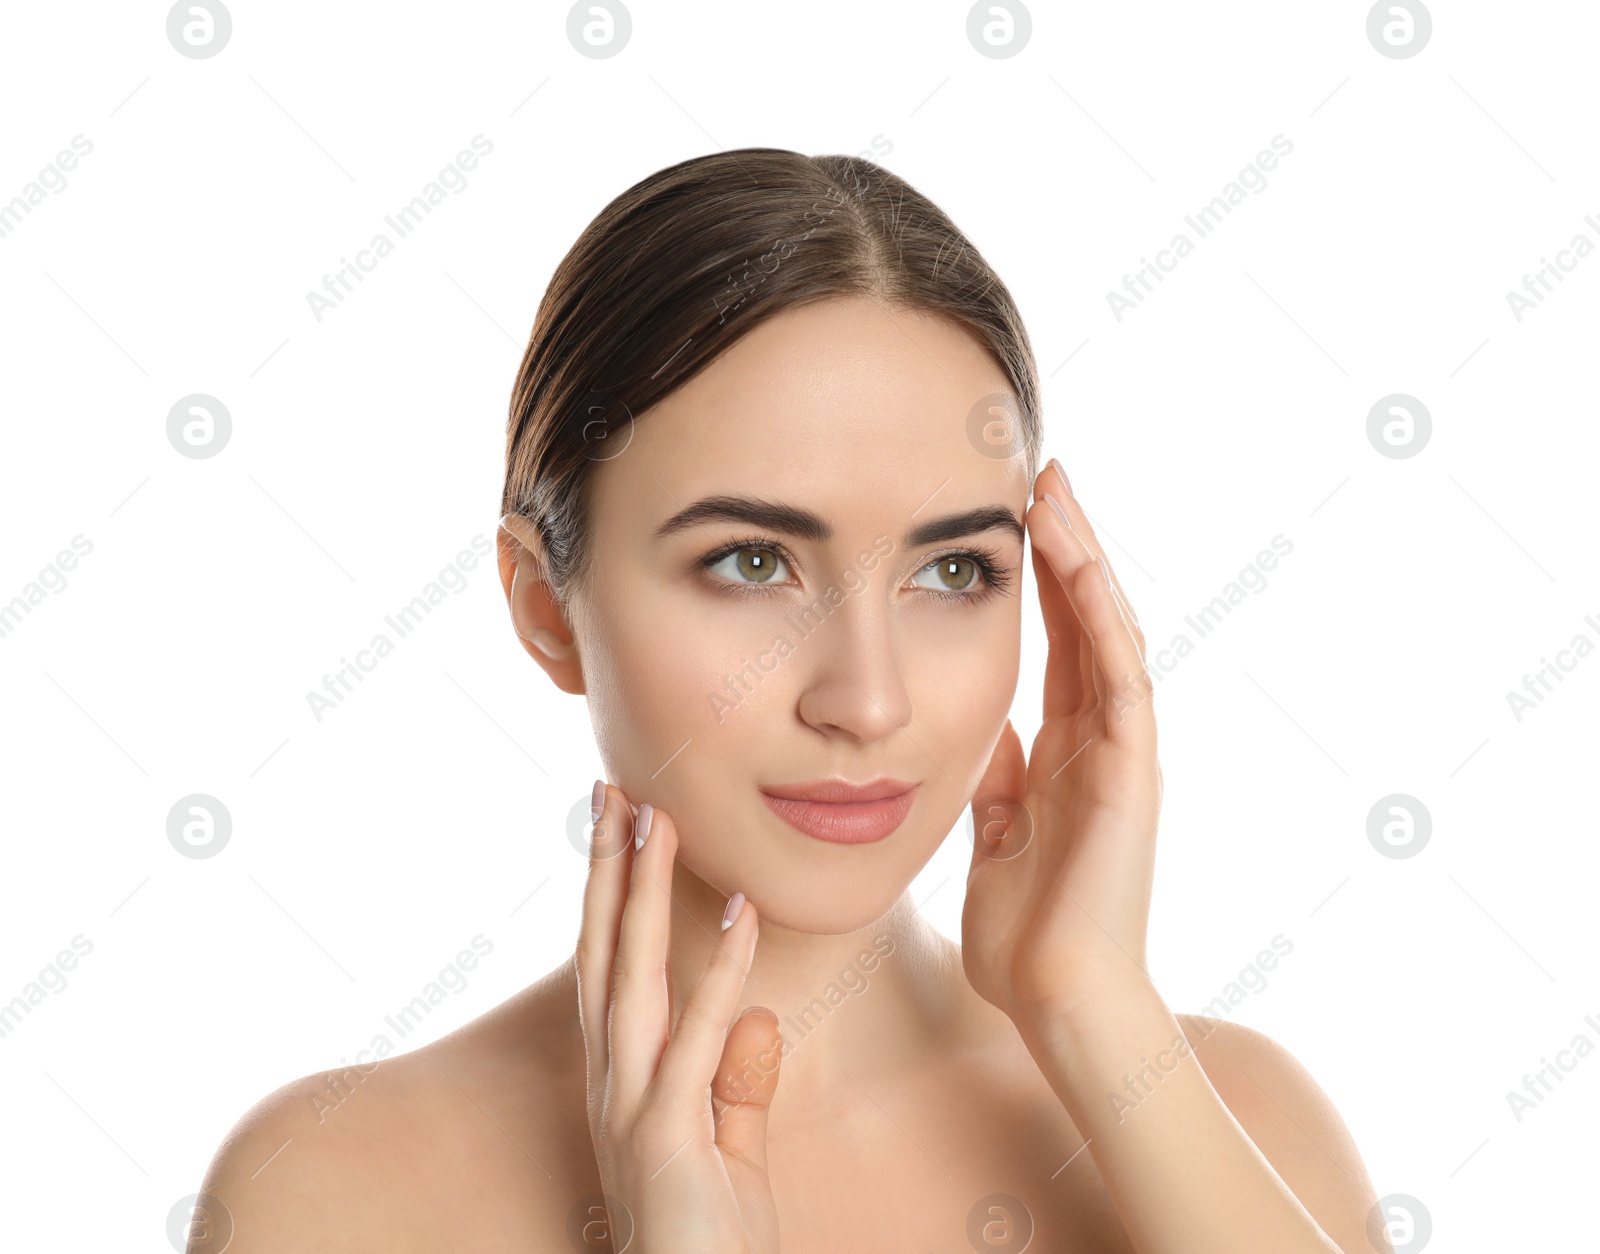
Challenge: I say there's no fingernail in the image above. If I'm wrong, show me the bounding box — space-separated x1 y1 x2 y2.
1095 554 1113 590
591 779 606 823
722 891 746 931
635 803 653 850
1048 457 1073 495
1043 491 1073 531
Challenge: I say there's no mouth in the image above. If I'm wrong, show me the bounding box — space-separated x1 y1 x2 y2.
759 778 919 844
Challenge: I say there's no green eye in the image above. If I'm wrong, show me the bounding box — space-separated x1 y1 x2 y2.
708 546 787 585
700 536 1009 606
913 556 979 593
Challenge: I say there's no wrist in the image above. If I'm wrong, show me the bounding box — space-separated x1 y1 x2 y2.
1013 969 1164 1051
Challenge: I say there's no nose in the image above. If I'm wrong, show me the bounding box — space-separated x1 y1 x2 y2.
793 594 913 743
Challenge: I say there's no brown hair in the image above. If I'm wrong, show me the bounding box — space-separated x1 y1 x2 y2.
501 147 1040 613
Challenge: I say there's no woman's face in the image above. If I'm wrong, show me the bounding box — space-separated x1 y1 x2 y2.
572 294 1031 934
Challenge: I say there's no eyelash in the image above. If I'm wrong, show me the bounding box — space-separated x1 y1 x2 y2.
697 535 1014 606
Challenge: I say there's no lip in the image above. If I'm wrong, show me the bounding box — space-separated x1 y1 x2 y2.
760 778 918 844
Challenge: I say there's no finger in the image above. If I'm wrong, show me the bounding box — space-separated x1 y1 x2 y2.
1027 494 1099 721
1036 460 1122 604
575 781 637 1090
1091 548 1147 671
711 1007 784 1180
608 800 678 1107
1082 552 1157 748
1028 536 1087 718
1035 495 1153 748
1045 466 1147 663
1102 562 1146 670
651 887 760 1120
1037 461 1147 660
1031 479 1103 708
967 718 1029 877
1033 467 1148 692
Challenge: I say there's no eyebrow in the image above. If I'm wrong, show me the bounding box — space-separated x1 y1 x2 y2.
651 495 1025 550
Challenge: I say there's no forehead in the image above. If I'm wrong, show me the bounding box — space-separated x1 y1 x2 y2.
595 296 1031 532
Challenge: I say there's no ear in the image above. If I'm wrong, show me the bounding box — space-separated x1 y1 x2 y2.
498 513 585 696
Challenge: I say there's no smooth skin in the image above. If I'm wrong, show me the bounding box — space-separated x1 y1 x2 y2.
578 785 783 1253
188 296 1387 1253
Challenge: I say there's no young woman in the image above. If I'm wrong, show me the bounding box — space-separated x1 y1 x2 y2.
193 149 1387 1253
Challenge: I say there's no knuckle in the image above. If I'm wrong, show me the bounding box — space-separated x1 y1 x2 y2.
609 951 641 990
680 999 720 1037
594 1101 639 1164
623 1100 683 1166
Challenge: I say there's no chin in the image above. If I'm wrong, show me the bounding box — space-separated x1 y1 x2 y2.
686 850 910 936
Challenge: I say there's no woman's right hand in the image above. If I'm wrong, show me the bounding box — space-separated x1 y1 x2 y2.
575 780 785 1254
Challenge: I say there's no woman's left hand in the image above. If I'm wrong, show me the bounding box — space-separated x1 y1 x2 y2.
961 459 1163 1039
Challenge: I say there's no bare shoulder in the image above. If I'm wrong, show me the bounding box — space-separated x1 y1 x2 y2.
1176 1013 1387 1252
189 957 594 1253
186 1055 432 1252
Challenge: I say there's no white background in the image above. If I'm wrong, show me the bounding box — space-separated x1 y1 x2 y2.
1 1 1595 1249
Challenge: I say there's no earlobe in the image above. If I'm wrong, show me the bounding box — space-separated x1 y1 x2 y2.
519 622 577 660
499 512 585 691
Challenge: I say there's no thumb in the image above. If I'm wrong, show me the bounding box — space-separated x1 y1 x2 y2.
710 1005 784 1176
969 719 1029 872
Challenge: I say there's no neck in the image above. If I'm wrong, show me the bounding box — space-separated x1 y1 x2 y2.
656 863 976 1103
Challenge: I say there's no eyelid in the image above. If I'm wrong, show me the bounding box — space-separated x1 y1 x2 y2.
697 534 1011 600
698 534 801 579
912 547 1012 598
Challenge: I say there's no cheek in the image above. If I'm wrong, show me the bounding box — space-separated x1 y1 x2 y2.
915 608 1021 722
586 598 790 776
910 611 1021 802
